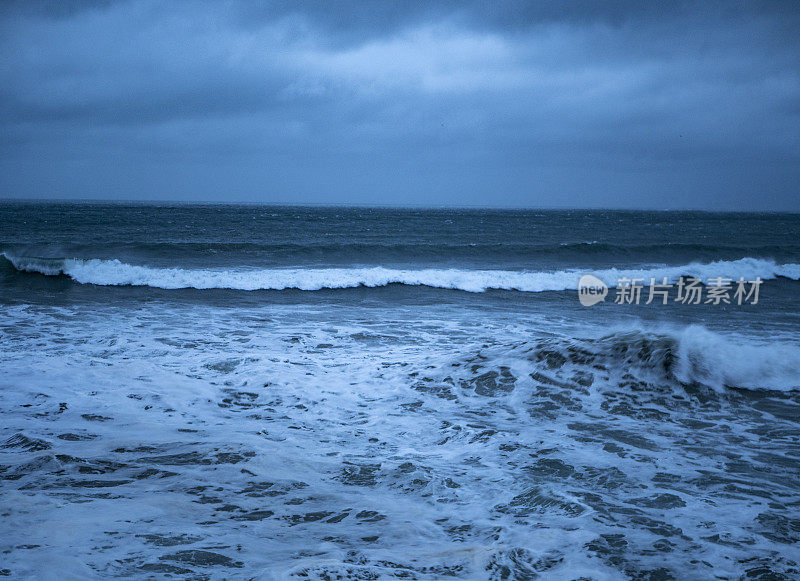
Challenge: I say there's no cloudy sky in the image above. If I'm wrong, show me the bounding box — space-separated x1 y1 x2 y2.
1 1 798 209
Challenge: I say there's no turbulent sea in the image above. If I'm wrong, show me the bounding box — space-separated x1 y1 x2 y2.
1 202 800 580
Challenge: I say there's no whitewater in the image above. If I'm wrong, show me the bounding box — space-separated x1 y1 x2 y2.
4 252 799 292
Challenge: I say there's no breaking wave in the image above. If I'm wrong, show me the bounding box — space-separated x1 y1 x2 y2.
518 325 800 391
2 253 799 292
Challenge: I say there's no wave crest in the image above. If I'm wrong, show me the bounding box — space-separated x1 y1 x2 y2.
522 326 800 391
2 253 799 292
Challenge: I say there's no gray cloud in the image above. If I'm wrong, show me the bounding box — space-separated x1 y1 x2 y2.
1 0 799 209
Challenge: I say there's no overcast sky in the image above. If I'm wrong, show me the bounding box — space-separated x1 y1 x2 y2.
1 1 799 209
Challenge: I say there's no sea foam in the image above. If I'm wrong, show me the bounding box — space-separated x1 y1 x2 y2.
3 253 799 292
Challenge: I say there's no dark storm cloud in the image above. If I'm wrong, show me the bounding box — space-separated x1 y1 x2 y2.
1 0 799 208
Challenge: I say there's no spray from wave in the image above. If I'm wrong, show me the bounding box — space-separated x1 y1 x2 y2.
2 253 799 292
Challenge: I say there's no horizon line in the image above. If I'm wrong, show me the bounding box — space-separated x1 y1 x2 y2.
1 197 799 214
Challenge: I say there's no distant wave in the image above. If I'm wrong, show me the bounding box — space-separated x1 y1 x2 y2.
2 241 797 258
2 253 799 292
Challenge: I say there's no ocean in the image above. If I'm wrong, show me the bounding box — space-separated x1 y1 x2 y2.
1 201 799 579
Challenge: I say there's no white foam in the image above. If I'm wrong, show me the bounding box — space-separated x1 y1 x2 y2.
3 253 799 292
1 302 799 576
671 325 800 391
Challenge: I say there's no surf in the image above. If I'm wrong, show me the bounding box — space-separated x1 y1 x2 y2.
442 324 800 393
2 253 799 293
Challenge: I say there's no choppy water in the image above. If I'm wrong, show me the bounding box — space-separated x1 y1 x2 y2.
1 202 800 579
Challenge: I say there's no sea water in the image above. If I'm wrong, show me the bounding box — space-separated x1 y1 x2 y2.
1 202 799 579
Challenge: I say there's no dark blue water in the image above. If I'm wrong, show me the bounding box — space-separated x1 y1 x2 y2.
2 202 800 269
